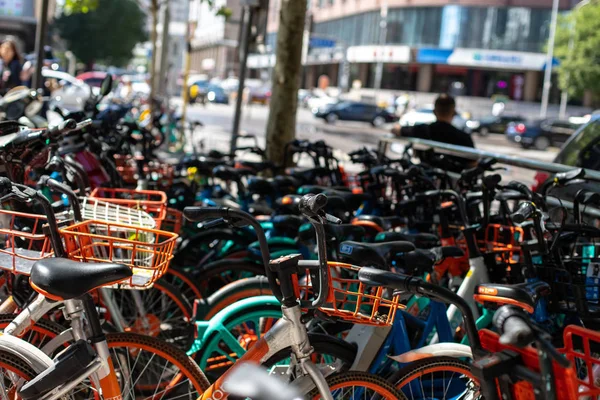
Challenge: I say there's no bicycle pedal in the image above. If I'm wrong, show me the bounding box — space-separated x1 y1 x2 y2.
19 339 97 400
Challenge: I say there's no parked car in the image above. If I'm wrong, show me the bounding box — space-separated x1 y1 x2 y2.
532 115 600 205
506 118 582 150
315 101 398 127
470 115 525 136
298 89 311 107
206 84 229 104
248 84 271 105
307 91 337 113
392 106 470 135
189 79 210 104
76 71 111 95
119 74 150 96
42 69 92 112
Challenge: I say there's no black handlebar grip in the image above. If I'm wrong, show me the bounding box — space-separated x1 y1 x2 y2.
183 207 230 222
483 174 502 189
493 306 535 348
299 193 327 217
511 201 536 224
358 267 421 294
0 177 12 197
506 181 534 200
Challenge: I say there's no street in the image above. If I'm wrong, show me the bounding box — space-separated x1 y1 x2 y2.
186 102 558 184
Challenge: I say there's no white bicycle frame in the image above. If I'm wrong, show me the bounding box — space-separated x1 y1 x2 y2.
2 294 116 400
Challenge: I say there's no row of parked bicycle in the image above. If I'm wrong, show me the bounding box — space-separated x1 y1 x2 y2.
0 74 600 399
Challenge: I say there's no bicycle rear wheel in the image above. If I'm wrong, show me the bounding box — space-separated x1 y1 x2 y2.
390 356 480 400
308 370 407 399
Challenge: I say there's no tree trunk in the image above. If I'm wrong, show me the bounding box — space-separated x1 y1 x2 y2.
150 0 158 109
265 0 307 167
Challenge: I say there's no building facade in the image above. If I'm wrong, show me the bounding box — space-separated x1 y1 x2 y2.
251 0 579 102
189 0 242 78
0 0 56 53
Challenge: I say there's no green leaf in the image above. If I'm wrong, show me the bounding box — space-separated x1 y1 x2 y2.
553 2 600 102
55 0 147 67
63 0 99 14
215 6 233 19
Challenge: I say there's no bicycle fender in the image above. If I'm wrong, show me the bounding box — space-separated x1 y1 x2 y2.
389 343 473 363
0 333 53 373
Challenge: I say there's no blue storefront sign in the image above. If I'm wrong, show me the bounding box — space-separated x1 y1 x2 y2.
309 37 336 49
416 48 453 64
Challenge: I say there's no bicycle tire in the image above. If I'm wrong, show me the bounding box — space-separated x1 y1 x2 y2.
201 275 272 320
106 332 210 396
28 332 212 399
0 349 37 396
163 266 204 303
308 370 407 399
390 356 479 400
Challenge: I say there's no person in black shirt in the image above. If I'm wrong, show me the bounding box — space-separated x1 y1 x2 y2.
428 94 474 148
409 94 475 172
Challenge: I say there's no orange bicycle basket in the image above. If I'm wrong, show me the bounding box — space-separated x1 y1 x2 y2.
297 261 402 326
59 219 177 288
456 224 524 263
113 155 175 187
89 187 168 228
0 209 54 275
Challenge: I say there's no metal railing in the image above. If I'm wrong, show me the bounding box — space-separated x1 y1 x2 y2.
377 135 600 218
377 136 600 182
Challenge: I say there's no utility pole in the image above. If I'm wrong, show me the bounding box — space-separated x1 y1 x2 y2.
32 0 50 89
158 2 171 96
230 4 255 155
373 0 388 91
558 32 574 120
179 0 199 151
540 0 560 119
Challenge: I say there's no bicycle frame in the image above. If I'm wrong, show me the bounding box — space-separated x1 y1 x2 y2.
347 299 456 372
198 303 333 400
4 294 121 400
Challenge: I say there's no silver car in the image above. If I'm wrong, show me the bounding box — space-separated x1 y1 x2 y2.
42 69 92 112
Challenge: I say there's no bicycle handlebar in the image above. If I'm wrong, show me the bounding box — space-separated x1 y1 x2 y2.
183 194 339 309
38 175 82 222
511 202 536 224
505 181 534 200
493 305 570 368
299 193 327 218
493 306 535 347
183 206 281 302
0 177 65 258
424 189 469 227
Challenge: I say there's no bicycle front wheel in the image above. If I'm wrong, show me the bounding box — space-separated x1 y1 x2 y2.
390 356 480 400
0 350 36 398
106 332 210 398
308 371 406 399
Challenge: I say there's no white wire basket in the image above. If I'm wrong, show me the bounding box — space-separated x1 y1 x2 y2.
79 197 157 229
